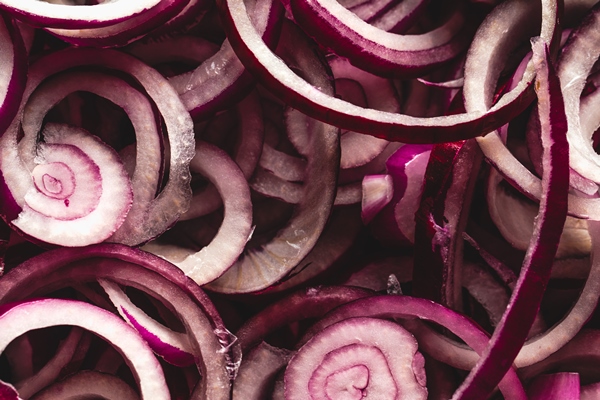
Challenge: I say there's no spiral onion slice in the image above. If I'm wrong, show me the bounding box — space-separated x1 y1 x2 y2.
13 123 132 247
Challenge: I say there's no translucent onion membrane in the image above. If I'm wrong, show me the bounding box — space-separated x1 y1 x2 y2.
0 244 237 399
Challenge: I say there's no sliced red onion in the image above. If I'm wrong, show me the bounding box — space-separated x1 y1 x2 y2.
345 0 423 29
487 167 591 258
144 0 212 40
411 139 479 307
44 0 190 48
291 0 469 78
12 123 133 247
0 14 26 140
249 167 303 204
452 38 569 400
14 327 84 399
126 35 220 71
98 278 195 367
300 295 527 399
174 0 283 118
181 91 264 220
258 143 306 182
527 373 580 400
19 70 162 243
30 370 140 400
206 108 338 293
0 0 166 29
232 342 293 400
285 317 427 400
204 21 340 292
471 1 600 219
557 2 600 185
236 285 373 352
144 141 252 285
329 57 396 169
0 298 169 399
0 244 236 400
0 47 195 246
352 0 428 33
0 380 19 400
220 0 558 142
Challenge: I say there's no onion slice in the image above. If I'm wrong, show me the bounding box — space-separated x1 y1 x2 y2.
452 38 569 400
0 298 170 399
285 317 427 400
143 141 253 285
218 0 557 142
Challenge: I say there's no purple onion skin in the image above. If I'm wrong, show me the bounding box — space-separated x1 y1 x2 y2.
120 307 196 367
0 380 19 400
527 373 580 400
368 144 431 247
0 14 26 138
412 140 466 304
452 40 569 400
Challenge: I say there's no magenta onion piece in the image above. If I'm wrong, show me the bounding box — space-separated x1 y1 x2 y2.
527 373 580 400
99 278 196 367
361 174 393 224
0 380 20 400
29 371 140 400
0 298 170 399
285 317 427 400
452 38 569 400
144 141 253 285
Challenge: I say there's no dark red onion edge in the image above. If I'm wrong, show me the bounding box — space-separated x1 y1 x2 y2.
452 39 569 400
0 14 26 139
